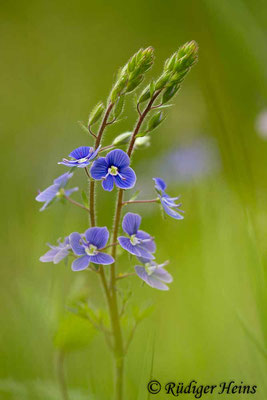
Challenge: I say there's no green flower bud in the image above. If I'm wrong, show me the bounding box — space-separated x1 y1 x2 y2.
88 102 105 126
112 131 132 145
147 111 164 132
135 135 151 148
126 75 144 93
113 95 125 119
155 72 171 90
162 85 179 104
137 85 150 104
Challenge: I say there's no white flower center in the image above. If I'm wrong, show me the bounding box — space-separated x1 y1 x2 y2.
145 263 153 275
78 157 88 163
85 244 98 256
130 234 139 246
108 165 118 176
56 188 65 197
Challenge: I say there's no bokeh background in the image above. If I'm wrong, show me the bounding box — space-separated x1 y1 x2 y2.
1 0 267 399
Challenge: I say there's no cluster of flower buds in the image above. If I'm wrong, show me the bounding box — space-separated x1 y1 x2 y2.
138 41 198 106
109 47 154 104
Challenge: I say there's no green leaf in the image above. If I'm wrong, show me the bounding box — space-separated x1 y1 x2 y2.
126 74 144 93
88 102 105 126
137 85 150 104
155 73 171 90
81 190 89 208
114 95 125 119
147 111 164 132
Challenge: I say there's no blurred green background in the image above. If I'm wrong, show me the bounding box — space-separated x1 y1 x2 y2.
1 0 267 399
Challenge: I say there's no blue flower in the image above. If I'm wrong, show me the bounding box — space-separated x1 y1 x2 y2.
153 177 184 220
90 149 136 191
135 258 172 291
58 146 99 168
40 237 71 264
69 227 114 271
118 213 155 259
36 172 78 211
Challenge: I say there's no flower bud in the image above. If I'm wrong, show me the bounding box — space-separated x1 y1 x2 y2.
112 131 132 145
88 102 105 126
135 135 151 148
147 111 164 132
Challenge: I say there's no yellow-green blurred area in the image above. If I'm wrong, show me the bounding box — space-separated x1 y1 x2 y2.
1 0 267 399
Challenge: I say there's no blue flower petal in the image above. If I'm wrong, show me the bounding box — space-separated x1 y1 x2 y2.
106 149 130 168
135 266 169 290
71 255 90 271
114 167 136 189
53 248 70 264
153 267 173 283
136 230 156 253
36 184 59 202
90 252 114 265
90 157 108 179
54 172 73 186
102 175 114 191
153 177 166 193
161 198 184 220
69 146 91 159
84 227 109 249
118 236 154 259
40 248 58 263
70 232 86 255
122 212 141 236
65 187 79 197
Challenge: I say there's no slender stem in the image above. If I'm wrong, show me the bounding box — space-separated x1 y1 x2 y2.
56 351 69 400
107 92 162 400
122 199 158 205
89 180 96 226
127 90 161 157
116 272 136 280
63 195 90 212
95 102 114 149
99 144 115 153
84 167 91 180
102 241 119 251
124 322 138 354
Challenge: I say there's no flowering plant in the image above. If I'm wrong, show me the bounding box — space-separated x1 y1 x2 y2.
36 42 198 400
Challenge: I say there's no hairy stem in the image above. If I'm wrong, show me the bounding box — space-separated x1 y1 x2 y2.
108 91 162 399
63 194 90 212
122 199 159 205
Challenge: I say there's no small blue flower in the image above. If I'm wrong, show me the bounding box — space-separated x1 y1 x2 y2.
36 172 78 211
58 146 99 168
153 177 184 220
135 258 172 291
90 149 136 191
118 213 155 259
40 237 71 264
69 227 114 271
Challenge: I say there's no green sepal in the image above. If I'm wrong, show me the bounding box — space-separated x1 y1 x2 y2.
113 95 125 119
162 85 179 104
147 111 164 132
112 131 132 145
137 85 150 104
88 102 105 126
